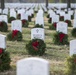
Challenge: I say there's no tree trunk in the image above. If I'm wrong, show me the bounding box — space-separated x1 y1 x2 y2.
67 0 71 9
46 0 48 9
1 0 5 10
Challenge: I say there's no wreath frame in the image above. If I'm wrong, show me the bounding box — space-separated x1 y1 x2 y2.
0 48 11 72
53 32 69 45
0 21 8 32
26 39 46 56
7 30 22 41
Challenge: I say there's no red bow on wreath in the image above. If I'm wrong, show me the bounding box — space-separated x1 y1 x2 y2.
65 20 69 24
0 22 3 27
12 30 19 38
53 23 57 28
59 33 65 42
22 20 26 25
32 41 39 51
0 48 3 55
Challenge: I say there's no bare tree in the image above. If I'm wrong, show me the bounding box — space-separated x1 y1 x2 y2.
46 0 48 8
67 0 71 9
1 0 5 10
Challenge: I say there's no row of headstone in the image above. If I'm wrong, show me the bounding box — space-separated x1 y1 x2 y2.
48 9 72 23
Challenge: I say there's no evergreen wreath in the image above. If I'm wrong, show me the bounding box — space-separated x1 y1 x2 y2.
17 14 21 19
71 28 76 37
71 15 74 20
7 30 22 41
34 24 43 28
49 22 57 30
48 18 52 23
65 20 72 27
59 16 64 21
26 39 46 56
0 21 8 32
66 54 76 75
0 48 11 71
28 16 31 22
47 14 49 18
21 19 29 27
31 14 34 18
53 32 68 45
8 17 16 23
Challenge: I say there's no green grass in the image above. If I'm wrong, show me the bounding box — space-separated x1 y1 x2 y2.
0 12 74 75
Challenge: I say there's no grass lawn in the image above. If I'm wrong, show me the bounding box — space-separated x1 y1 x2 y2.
0 13 74 75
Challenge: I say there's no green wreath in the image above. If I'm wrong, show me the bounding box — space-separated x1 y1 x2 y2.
71 28 76 37
28 16 31 22
0 48 11 72
65 20 72 27
7 30 22 41
59 16 64 21
66 54 76 75
17 14 21 19
26 39 46 56
49 22 57 30
0 21 8 32
48 18 52 23
53 32 68 45
8 17 16 23
34 24 43 28
21 19 29 27
71 15 74 20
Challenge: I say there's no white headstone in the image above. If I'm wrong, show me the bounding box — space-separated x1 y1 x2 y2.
0 34 6 49
10 10 16 18
3 9 8 15
11 20 22 32
31 28 44 40
56 22 68 34
17 57 50 75
35 17 44 27
0 15 8 23
52 15 59 23
0 9 2 13
70 40 76 56
21 13 28 20
64 14 71 20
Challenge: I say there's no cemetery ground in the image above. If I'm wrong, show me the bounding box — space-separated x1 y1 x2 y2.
0 13 74 75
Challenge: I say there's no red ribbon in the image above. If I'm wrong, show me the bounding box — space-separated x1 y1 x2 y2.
12 30 19 38
32 41 39 51
0 48 3 55
65 20 69 24
74 59 76 63
53 23 57 28
0 22 3 27
22 20 26 25
59 33 65 42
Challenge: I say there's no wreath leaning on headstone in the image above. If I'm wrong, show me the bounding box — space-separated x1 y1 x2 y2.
34 24 43 28
0 48 11 71
7 30 22 41
66 54 76 75
21 19 29 27
53 32 69 45
49 22 57 30
8 17 16 23
0 21 8 32
65 19 72 27
26 39 46 56
71 28 76 37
